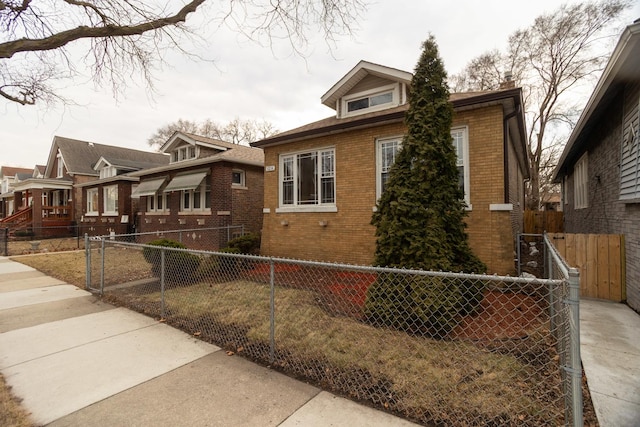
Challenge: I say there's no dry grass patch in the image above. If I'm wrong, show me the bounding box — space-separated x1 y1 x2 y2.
106 280 561 425
0 373 32 427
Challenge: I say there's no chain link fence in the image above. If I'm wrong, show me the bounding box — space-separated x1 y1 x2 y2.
0 224 244 256
86 232 581 426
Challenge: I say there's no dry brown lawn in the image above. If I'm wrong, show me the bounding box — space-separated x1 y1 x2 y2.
0 374 32 427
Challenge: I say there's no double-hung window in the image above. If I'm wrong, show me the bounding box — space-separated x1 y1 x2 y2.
451 127 471 209
180 181 211 212
147 193 168 213
279 148 335 211
103 185 118 215
376 137 402 199
86 188 98 215
574 153 588 209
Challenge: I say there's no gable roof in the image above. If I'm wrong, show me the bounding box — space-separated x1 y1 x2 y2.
160 131 237 153
321 60 413 110
553 20 640 181
44 136 169 177
128 132 264 177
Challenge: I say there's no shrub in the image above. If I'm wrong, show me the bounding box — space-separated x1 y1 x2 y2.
364 274 485 339
142 238 201 283
225 233 261 254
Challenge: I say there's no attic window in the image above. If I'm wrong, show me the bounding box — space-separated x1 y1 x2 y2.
172 145 197 163
341 84 399 118
347 91 393 112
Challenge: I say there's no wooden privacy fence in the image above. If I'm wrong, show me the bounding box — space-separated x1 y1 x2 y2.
525 210 564 234
548 233 625 302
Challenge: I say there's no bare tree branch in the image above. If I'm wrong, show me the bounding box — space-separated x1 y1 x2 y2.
450 0 631 209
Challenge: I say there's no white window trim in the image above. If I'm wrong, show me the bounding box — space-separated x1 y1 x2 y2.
232 169 246 188
451 126 472 210
146 193 169 214
86 188 98 216
171 145 199 163
375 136 403 200
56 151 64 178
574 152 588 209
179 181 211 214
341 84 399 118
103 185 118 216
277 147 337 213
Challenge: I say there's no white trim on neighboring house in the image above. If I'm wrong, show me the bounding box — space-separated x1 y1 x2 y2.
86 188 98 216
574 152 588 209
232 169 246 188
56 150 65 178
277 147 337 213
103 185 118 216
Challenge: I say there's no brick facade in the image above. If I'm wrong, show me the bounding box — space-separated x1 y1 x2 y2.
260 104 524 274
136 161 264 250
79 181 135 235
563 81 640 312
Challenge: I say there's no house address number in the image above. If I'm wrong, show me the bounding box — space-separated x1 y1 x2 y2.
265 165 276 172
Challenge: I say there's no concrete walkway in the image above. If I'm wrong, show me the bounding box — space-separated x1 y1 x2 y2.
580 298 640 427
0 257 418 426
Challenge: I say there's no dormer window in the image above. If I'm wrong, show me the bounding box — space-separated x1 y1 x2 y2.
99 166 116 179
172 145 198 163
341 84 400 118
347 91 393 113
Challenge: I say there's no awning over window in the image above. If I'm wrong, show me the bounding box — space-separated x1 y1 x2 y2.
131 177 166 198
163 172 207 192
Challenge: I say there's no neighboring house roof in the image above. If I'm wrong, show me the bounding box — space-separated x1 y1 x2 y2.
0 166 33 178
33 165 46 178
553 20 640 181
43 136 169 177
129 132 264 177
15 172 32 181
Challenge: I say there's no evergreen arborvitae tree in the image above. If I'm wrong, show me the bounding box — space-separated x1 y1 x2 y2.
372 35 485 274
366 36 485 337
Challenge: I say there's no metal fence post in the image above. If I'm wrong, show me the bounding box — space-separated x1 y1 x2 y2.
269 257 275 364
100 238 105 296
516 233 522 276
85 234 91 290
3 227 8 257
567 267 582 426
160 249 166 319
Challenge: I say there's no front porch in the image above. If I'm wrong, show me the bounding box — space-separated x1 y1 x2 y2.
1 179 75 237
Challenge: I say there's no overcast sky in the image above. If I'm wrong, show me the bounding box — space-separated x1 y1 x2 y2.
2 0 639 168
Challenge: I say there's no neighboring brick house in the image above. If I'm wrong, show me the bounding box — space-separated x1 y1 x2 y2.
0 166 33 218
553 20 640 312
252 61 529 274
128 132 264 250
5 136 168 235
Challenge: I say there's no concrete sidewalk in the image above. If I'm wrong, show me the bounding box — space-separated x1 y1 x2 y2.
0 256 418 426
580 298 640 427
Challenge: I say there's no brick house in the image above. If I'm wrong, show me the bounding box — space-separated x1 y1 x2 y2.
252 61 529 274
4 136 168 236
0 166 34 219
553 20 640 312
128 132 264 250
